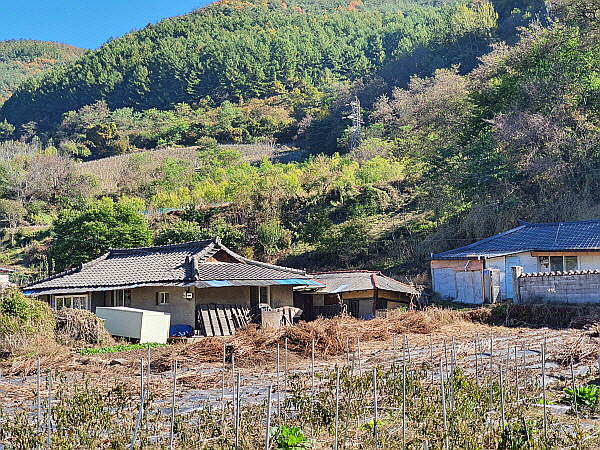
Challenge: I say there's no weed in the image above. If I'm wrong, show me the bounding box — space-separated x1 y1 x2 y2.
562 384 600 410
77 342 166 355
270 425 312 450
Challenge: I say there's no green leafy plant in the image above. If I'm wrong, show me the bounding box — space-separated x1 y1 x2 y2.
563 384 600 410
270 425 312 450
78 342 166 355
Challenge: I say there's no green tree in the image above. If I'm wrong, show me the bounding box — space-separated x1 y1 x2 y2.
49 196 152 272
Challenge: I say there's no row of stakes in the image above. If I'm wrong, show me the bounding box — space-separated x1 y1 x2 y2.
10 334 599 449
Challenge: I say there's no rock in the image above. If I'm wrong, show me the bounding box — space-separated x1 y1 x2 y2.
110 358 128 366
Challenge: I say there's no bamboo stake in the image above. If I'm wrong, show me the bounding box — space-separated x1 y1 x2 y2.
346 336 350 367
475 337 479 387
140 358 144 400
47 370 52 449
285 337 289 400
430 334 434 384
499 366 505 429
335 366 340 450
522 342 527 402
541 339 547 440
169 361 178 450
439 359 449 450
266 385 272 450
147 346 151 398
451 336 457 371
222 343 226 411
278 343 281 418
402 358 406 450
373 367 379 450
343 352 356 449
393 334 397 370
37 357 41 433
570 355 578 418
515 346 519 401
130 387 145 450
235 373 241 450
489 337 494 413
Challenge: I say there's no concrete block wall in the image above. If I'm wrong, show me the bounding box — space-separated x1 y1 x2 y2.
517 269 600 303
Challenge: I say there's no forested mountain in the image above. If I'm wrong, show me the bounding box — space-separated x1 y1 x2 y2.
0 0 498 132
0 40 85 105
3 0 598 287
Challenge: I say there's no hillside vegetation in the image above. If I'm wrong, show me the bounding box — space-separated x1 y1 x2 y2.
0 40 85 106
1 0 599 287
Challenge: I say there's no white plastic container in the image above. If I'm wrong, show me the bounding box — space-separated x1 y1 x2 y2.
96 306 171 344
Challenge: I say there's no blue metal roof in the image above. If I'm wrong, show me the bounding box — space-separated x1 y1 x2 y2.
433 219 600 260
274 279 323 285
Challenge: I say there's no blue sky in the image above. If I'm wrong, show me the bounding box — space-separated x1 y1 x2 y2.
1 0 212 50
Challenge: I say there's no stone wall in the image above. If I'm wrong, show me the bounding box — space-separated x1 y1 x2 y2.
516 269 600 303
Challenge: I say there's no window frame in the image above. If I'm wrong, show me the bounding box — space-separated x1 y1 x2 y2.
157 291 170 305
538 255 579 272
250 286 270 306
54 295 88 310
114 289 132 307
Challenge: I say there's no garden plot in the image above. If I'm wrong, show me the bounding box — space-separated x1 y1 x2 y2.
1 309 600 449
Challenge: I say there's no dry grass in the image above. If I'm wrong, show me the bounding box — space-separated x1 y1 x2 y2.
153 306 473 369
54 308 115 346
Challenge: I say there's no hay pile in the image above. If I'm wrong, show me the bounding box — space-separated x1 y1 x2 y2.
155 306 471 368
54 308 114 346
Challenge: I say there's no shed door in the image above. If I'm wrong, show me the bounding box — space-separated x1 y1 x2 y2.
505 256 520 300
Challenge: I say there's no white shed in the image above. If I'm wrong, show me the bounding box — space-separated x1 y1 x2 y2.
96 306 171 344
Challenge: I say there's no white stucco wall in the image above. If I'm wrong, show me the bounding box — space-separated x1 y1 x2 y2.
579 255 600 271
433 251 538 303
485 252 538 300
270 285 294 308
130 286 195 328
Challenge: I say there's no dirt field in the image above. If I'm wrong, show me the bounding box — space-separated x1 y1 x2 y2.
1 306 600 449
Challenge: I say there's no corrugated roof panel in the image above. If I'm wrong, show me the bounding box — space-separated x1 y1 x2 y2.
331 284 350 294
205 280 233 287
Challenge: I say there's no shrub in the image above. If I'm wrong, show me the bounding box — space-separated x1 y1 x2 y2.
0 288 55 354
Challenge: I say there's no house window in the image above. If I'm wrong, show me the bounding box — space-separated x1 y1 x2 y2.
348 300 359 318
156 292 169 305
540 256 578 272
250 286 270 307
376 298 388 310
114 290 131 307
54 295 88 310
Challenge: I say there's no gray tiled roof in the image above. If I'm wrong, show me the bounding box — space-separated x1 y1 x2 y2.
433 219 600 260
26 238 309 293
311 271 418 295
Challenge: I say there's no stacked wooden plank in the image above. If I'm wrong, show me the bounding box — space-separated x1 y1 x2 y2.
196 304 250 337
